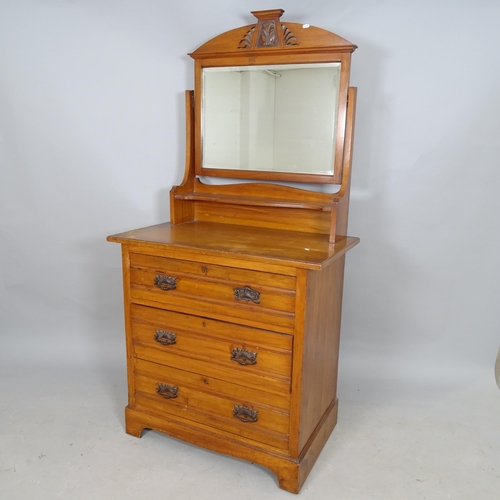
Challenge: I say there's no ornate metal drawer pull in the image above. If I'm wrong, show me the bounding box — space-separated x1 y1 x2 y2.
231 347 257 365
233 405 258 423
156 383 178 399
234 286 260 304
154 275 177 291
154 330 176 345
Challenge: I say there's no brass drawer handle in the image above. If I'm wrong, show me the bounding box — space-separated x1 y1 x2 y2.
156 383 178 399
231 347 257 365
234 286 260 304
154 330 177 345
233 405 258 423
154 275 177 291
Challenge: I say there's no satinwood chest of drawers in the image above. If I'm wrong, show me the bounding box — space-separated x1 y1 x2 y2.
108 10 359 493
108 222 358 492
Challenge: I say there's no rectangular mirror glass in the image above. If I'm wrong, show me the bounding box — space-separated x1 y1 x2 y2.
202 63 341 176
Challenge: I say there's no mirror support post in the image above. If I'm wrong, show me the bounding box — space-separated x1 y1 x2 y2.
330 86 357 242
170 90 196 224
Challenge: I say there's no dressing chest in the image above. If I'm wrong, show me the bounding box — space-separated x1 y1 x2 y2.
108 9 359 493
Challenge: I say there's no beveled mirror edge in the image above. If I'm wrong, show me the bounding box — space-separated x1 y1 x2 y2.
193 56 353 184
201 63 341 177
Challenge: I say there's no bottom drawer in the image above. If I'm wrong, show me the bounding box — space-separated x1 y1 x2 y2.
133 358 290 451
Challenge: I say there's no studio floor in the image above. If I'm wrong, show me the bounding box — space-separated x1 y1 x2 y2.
1 359 499 500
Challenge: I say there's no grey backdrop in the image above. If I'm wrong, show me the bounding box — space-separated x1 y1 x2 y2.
1 0 499 400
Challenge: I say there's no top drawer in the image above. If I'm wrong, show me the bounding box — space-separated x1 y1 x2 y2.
129 253 296 333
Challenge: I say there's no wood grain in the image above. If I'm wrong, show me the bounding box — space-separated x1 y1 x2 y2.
108 221 359 270
134 358 290 450
298 256 346 451
129 252 296 289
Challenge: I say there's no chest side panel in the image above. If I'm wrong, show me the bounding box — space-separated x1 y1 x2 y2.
298 255 346 452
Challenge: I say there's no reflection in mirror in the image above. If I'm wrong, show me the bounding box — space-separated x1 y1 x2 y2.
202 63 341 175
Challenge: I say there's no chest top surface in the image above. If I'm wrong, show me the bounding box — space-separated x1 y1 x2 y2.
107 221 359 270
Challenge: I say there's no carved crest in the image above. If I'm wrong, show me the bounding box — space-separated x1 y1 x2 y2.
256 20 279 47
237 14 299 50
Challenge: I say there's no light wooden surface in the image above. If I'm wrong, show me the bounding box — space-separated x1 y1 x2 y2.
109 220 358 493
107 221 359 270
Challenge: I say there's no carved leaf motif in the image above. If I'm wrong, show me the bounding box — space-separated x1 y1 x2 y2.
282 25 299 46
238 27 255 49
256 20 279 48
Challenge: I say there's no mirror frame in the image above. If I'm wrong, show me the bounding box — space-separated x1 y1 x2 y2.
190 9 357 184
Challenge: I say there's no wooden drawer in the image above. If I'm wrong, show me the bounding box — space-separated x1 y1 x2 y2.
131 304 292 402
130 253 296 288
129 253 296 333
134 358 290 451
